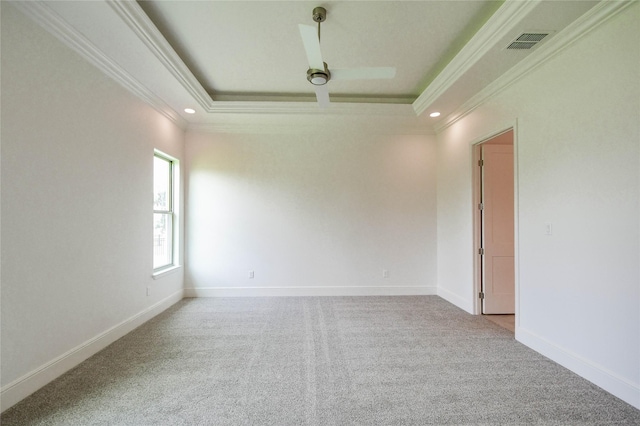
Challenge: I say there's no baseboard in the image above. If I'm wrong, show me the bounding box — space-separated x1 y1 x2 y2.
436 286 474 314
0 290 184 413
517 327 640 410
184 286 437 298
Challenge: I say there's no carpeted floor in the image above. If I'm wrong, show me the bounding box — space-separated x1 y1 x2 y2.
2 296 639 425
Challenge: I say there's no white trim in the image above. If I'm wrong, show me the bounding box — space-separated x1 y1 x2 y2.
436 286 473 314
188 120 434 136
153 150 181 275
0 290 184 413
469 125 518 317
413 0 541 116
107 0 212 110
517 327 640 410
201 101 417 116
12 1 187 130
512 120 521 332
185 102 434 135
471 142 483 316
184 286 437 298
153 148 179 163
434 0 635 133
152 265 182 280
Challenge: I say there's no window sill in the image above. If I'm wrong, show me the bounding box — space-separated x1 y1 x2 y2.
152 265 182 280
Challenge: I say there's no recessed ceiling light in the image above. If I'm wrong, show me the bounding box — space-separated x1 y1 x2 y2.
184 108 196 114
429 112 441 118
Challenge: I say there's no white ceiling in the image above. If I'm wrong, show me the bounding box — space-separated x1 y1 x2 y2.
14 0 600 132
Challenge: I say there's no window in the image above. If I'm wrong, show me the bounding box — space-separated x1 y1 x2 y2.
153 151 178 271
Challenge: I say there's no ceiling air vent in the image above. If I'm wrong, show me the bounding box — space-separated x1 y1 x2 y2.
507 32 549 50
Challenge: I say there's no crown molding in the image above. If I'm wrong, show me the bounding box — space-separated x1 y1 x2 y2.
187 121 434 136
188 108 435 135
12 1 187 130
412 0 541 116
203 101 418 116
433 0 635 133
107 1 213 110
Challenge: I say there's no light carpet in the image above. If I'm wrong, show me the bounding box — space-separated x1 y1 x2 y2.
2 296 639 425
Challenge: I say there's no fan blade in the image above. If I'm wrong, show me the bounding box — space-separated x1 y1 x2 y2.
331 67 396 80
314 84 330 108
298 24 324 70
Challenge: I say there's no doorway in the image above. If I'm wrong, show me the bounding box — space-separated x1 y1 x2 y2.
473 129 515 329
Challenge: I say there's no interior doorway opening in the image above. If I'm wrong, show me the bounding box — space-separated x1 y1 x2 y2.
472 129 516 332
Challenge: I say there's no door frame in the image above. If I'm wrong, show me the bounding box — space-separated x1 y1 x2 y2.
471 123 520 324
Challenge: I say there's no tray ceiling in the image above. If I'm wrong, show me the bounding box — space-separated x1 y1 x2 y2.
12 0 602 131
138 1 497 102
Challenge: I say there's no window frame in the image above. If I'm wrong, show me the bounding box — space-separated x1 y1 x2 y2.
153 150 180 275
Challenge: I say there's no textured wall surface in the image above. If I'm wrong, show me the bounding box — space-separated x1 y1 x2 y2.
1 2 185 397
185 130 437 296
436 3 639 407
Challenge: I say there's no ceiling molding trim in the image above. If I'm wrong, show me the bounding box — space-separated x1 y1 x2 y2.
13 1 187 130
107 1 214 110
202 101 420 115
202 102 419 116
433 0 634 133
187 120 435 136
412 0 541 117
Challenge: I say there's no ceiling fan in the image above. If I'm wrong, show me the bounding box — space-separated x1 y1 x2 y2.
298 6 396 107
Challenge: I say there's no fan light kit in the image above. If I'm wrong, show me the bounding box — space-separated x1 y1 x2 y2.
307 63 330 86
298 6 396 107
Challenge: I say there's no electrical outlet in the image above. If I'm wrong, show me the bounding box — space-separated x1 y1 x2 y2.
383 269 389 278
545 223 553 236
146 286 151 296
248 270 255 279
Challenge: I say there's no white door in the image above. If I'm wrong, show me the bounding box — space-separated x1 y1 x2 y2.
481 144 515 314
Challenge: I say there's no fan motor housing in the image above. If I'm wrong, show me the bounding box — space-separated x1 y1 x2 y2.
307 63 331 85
